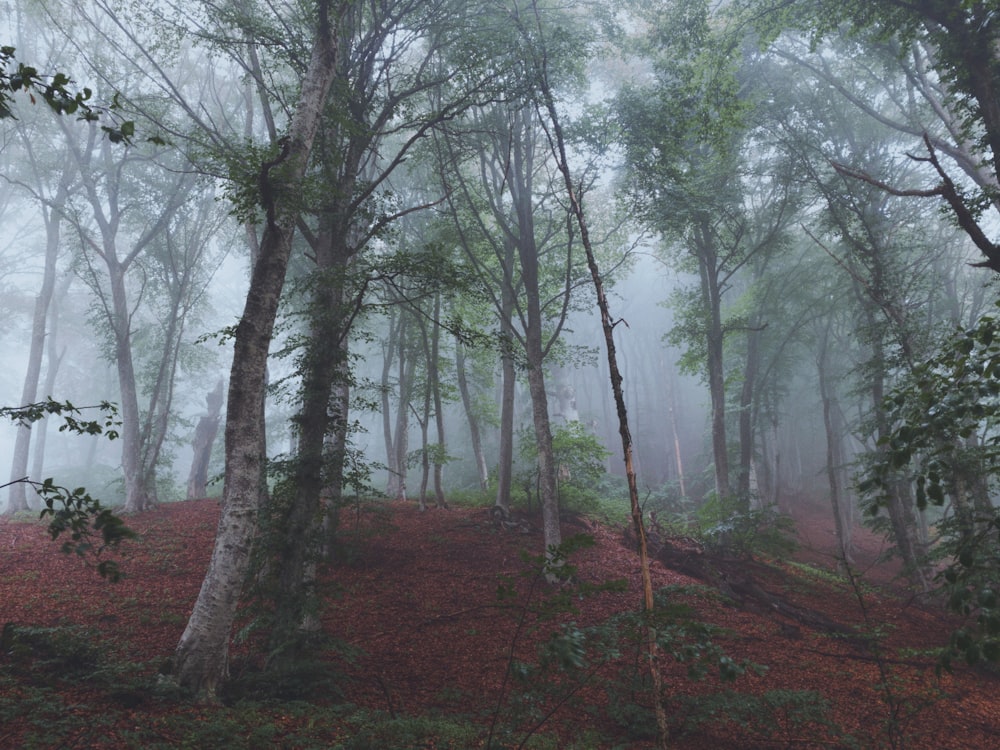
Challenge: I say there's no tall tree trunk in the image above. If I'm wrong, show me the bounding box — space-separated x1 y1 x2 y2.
532 49 670 747
494 253 517 515
665 365 687 499
736 324 761 507
817 324 853 565
107 254 153 514
271 238 350 654
455 338 488 491
382 311 403 498
511 104 560 558
430 293 448 509
7 173 71 513
868 325 930 589
173 2 343 699
29 272 73 484
389 324 415 503
187 380 225 500
698 227 730 500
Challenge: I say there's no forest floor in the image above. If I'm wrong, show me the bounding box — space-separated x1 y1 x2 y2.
1 496 999 748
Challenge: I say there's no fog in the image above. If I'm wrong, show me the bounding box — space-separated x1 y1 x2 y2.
1 0 996 584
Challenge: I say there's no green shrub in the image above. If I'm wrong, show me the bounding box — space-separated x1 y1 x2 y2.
677 494 797 559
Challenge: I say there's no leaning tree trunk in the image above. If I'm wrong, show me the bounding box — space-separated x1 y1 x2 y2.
382 310 403 498
173 2 343 700
533 51 670 748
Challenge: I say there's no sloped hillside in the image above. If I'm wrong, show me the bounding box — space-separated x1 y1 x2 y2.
1 498 998 748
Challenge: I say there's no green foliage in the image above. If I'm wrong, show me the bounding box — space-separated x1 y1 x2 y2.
859 307 1000 666
673 688 845 743
33 479 136 582
224 651 353 703
0 45 141 142
489 534 627 747
490 537 762 748
335 710 482 750
661 493 797 559
603 585 763 740
517 422 611 513
1 399 132 580
0 398 121 439
0 624 105 682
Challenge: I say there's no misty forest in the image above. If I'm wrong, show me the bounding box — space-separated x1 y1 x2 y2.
2 0 1000 747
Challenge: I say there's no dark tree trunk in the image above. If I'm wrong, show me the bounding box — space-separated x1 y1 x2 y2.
455 338 488 490
187 380 225 500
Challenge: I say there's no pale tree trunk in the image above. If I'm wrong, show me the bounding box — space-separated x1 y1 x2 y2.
736 323 761 507
173 2 343 699
417 350 431 511
414 305 433 509
66 125 194 514
430 293 448 509
106 252 152 514
384 315 414 503
382 310 402 497
664 364 687 499
7 170 72 514
393 345 415 503
495 334 516 515
30 276 72 484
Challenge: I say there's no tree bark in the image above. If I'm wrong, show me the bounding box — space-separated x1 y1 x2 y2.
6 170 72 514
531 35 670 746
430 293 448 509
817 324 853 565
455 337 489 491
736 323 761 507
173 1 343 700
186 380 224 500
698 223 731 501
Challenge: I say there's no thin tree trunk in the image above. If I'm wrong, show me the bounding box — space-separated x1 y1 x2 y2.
455 338 488 490
382 311 402 498
665 365 687 499
818 324 853 565
531 39 669 747
430 294 448 508
736 325 761 506
7 174 71 513
700 233 730 501
494 263 517 515
187 380 225 500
